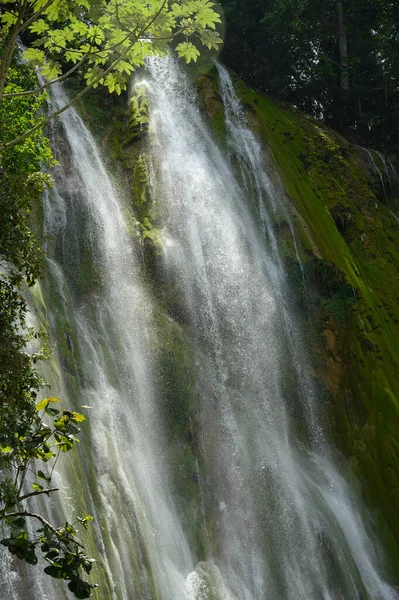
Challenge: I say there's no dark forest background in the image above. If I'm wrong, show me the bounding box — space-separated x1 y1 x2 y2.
220 0 399 153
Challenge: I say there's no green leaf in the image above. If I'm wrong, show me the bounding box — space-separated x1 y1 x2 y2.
199 29 222 50
54 415 68 430
71 412 86 423
77 514 94 530
0 445 13 453
68 579 92 599
104 73 116 93
24 545 38 565
22 48 45 66
64 523 77 535
54 440 74 452
176 42 200 63
36 396 59 411
44 564 68 579
0 11 18 27
14 532 29 547
65 50 83 64
66 421 80 434
10 518 26 528
41 61 62 80
32 482 43 491
36 399 49 411
29 19 50 34
194 2 221 29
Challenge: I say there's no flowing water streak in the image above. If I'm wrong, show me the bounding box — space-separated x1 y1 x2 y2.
216 63 397 600
143 56 395 600
362 147 389 201
7 83 197 600
216 62 318 440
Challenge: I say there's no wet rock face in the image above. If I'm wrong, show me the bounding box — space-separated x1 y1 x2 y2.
329 204 353 235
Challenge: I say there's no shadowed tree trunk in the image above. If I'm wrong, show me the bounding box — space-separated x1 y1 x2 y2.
336 0 349 131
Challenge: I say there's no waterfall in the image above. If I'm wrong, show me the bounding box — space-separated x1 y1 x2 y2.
141 57 395 600
2 59 396 599
360 147 399 208
4 82 195 600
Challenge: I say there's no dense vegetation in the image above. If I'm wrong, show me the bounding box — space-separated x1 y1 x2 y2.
220 0 399 152
0 0 222 150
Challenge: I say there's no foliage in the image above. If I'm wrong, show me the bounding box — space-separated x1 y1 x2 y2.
0 398 97 599
0 59 53 446
0 62 55 285
0 58 96 597
220 0 399 150
0 0 222 149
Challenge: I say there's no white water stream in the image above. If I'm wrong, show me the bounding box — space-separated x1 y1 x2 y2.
141 57 395 600
1 59 396 600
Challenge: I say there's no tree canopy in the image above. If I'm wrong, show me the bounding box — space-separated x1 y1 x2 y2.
220 0 399 151
0 0 223 149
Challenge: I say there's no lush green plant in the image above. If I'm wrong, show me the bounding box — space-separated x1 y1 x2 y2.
0 61 54 282
0 0 223 150
0 399 96 599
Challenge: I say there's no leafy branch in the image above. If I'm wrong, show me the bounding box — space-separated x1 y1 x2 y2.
0 0 222 151
0 398 97 599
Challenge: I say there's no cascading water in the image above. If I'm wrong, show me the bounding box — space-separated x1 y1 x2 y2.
2 58 396 600
139 57 395 600
3 82 195 600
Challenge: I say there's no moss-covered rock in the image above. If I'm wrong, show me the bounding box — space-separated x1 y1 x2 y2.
197 75 226 142
127 84 149 142
192 66 399 576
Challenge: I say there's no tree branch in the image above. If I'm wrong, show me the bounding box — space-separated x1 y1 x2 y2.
3 510 58 533
2 49 92 98
0 0 169 152
0 0 29 98
18 488 59 502
2 511 85 547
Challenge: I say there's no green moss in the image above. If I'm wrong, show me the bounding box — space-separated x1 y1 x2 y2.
197 73 226 142
131 153 161 247
133 155 150 209
127 85 149 142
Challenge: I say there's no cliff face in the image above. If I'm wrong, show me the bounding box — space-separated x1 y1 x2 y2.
75 66 399 578
196 72 399 571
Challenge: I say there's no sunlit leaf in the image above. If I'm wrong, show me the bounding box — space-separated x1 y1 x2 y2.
176 41 200 63
0 445 13 453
